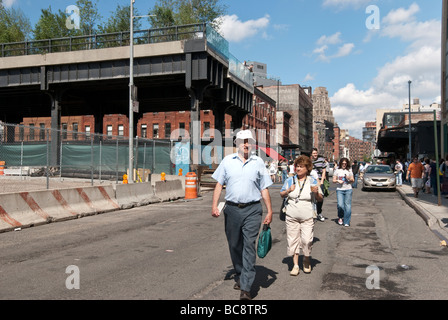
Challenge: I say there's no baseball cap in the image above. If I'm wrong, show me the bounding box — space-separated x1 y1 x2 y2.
235 130 256 144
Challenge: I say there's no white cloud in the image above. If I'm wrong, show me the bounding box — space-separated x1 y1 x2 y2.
317 32 342 46
322 0 374 10
312 32 354 62
330 3 441 139
382 3 420 25
304 73 315 81
218 14 270 43
333 43 355 58
2 0 17 8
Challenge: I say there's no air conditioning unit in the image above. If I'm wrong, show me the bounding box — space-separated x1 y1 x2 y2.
263 117 267 121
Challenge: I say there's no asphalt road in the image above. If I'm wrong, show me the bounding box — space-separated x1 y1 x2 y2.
0 181 447 301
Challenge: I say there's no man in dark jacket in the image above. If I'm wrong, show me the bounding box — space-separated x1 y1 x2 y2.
351 160 359 188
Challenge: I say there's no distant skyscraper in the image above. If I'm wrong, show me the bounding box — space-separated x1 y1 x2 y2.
312 87 335 131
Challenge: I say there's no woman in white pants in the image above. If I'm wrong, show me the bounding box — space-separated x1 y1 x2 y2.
280 155 323 276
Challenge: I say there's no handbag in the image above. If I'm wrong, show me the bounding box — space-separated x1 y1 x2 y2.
279 197 287 221
257 224 272 259
280 176 295 221
322 179 330 197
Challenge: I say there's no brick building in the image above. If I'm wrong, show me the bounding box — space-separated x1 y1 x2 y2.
19 115 95 141
16 88 278 148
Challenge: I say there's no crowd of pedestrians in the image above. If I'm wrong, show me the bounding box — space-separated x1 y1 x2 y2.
211 132 448 300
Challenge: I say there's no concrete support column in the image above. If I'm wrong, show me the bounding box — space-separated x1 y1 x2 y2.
50 91 62 167
190 90 201 170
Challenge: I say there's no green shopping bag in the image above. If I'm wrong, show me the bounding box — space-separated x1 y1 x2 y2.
257 224 272 258
323 179 330 197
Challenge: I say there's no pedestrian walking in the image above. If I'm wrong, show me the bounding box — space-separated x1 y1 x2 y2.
280 155 323 275
280 160 288 183
289 160 295 177
211 130 273 301
406 156 425 198
441 156 448 196
333 158 354 227
423 158 431 194
311 148 327 222
429 158 438 196
351 160 359 188
394 159 403 187
269 161 277 183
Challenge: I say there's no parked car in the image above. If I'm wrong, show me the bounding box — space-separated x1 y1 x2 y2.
327 162 334 177
362 165 396 191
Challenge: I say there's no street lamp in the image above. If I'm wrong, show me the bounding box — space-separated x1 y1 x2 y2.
408 80 412 160
129 0 154 183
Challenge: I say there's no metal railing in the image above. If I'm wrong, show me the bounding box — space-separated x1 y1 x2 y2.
0 23 207 57
0 23 253 88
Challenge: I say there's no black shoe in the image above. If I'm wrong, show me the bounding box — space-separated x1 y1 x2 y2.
233 281 240 290
240 290 252 300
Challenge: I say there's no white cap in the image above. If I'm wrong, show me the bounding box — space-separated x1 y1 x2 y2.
235 130 256 144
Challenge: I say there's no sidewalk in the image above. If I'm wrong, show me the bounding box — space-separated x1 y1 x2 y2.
396 183 448 243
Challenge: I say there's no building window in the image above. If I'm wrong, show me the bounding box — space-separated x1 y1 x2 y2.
39 123 45 141
179 122 185 137
85 125 91 140
62 123 67 140
203 122 210 137
153 124 159 138
107 125 113 137
165 123 171 138
29 123 34 141
72 122 78 140
141 124 147 138
19 126 24 141
118 125 124 136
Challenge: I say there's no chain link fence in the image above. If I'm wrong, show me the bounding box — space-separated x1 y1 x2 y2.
0 123 174 194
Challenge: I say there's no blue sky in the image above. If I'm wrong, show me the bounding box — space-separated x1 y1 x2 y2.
4 0 442 139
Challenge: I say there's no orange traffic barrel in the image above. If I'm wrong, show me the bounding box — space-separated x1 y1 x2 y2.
185 172 198 199
0 161 5 176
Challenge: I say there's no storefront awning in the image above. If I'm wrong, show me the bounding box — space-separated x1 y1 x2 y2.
257 146 287 161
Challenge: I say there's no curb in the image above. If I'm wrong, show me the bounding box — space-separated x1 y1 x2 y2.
396 187 448 243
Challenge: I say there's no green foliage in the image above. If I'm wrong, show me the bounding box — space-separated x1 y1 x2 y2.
98 4 142 34
33 6 79 40
76 0 102 35
0 5 32 43
149 0 227 29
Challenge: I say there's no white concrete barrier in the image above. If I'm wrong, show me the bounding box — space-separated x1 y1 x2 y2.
0 186 120 233
0 179 187 233
114 182 160 209
154 180 184 202
151 174 185 190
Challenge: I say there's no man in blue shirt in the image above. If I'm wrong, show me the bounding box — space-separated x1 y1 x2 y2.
211 130 273 300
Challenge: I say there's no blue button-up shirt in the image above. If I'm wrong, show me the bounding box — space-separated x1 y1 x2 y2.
212 153 273 203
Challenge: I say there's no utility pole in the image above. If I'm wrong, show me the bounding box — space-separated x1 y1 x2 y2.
129 0 154 183
128 0 137 183
408 80 412 160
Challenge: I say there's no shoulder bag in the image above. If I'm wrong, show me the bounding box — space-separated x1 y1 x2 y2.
257 224 272 259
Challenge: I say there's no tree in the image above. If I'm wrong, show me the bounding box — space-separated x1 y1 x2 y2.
76 0 102 36
33 6 79 40
98 4 142 34
0 4 32 43
149 0 227 29
149 3 175 28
